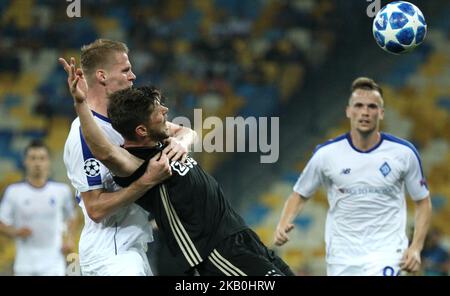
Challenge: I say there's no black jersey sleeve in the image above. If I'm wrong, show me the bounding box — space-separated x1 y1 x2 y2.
113 160 148 187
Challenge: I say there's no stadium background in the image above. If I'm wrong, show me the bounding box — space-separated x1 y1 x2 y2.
0 0 448 275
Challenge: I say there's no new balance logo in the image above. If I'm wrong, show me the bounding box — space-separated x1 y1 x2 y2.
340 168 351 175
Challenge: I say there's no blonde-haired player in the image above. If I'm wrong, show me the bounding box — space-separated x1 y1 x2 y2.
61 39 194 276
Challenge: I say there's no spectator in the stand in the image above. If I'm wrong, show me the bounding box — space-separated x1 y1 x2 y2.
422 228 449 276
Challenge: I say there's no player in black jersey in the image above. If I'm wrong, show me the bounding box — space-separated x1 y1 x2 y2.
65 62 294 276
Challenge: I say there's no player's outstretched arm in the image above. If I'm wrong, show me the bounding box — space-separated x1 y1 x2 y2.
59 57 141 176
274 191 308 246
400 196 432 273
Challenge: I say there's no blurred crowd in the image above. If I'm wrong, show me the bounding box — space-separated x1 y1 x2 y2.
0 0 339 275
0 0 449 275
0 0 337 121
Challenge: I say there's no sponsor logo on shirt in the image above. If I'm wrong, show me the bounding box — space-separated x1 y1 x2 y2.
338 186 395 195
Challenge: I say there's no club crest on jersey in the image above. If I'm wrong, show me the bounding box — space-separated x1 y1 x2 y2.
84 158 101 177
379 162 391 177
170 156 197 176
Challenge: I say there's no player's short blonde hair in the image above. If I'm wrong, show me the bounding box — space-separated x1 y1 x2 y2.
80 39 129 82
349 77 384 107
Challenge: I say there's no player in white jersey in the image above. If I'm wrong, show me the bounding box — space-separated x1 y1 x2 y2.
62 39 152 276
64 111 155 276
274 77 432 276
60 39 194 275
0 140 77 276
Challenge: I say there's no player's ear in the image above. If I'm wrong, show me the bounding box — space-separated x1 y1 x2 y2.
379 107 384 120
95 69 107 85
345 96 353 119
135 124 148 137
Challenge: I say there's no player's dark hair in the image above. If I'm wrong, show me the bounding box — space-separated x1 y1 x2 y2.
351 77 384 98
107 86 162 141
24 139 50 157
80 39 129 81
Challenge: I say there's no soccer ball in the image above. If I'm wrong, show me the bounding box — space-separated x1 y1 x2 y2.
372 1 427 54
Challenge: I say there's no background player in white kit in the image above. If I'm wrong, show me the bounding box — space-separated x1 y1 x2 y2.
61 39 194 275
0 140 77 276
63 39 153 276
274 77 432 276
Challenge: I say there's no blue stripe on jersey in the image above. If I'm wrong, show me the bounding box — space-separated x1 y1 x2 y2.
313 133 347 154
381 133 426 184
79 127 102 186
75 194 81 204
92 110 111 123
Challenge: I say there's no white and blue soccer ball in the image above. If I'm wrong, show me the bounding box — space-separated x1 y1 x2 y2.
373 1 427 54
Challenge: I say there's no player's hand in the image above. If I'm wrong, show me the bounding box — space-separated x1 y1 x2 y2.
273 223 295 246
58 57 88 104
62 238 75 256
400 246 422 273
162 137 188 163
15 227 32 238
140 152 172 186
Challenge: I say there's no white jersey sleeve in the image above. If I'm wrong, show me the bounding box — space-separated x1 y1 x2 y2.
293 150 324 198
64 116 153 268
404 146 429 201
64 117 123 193
0 186 15 225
